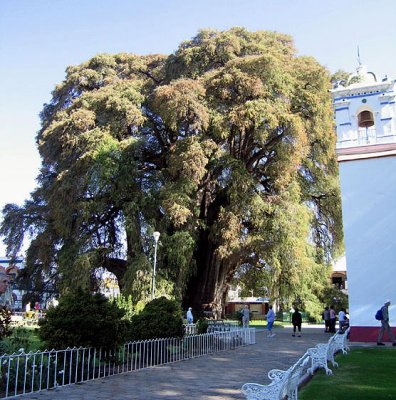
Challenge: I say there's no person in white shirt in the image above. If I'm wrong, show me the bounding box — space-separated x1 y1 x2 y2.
266 305 276 337
186 307 193 324
338 308 346 332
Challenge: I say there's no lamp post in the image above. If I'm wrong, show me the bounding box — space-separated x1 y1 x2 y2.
152 231 160 300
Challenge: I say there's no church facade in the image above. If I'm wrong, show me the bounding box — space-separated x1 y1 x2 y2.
333 65 396 342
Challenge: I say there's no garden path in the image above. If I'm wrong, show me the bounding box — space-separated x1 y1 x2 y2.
13 326 339 400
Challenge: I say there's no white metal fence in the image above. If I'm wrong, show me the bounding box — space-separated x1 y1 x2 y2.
0 328 255 398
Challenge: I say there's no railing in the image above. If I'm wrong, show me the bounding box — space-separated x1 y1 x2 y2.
183 323 197 335
0 328 255 399
337 127 396 149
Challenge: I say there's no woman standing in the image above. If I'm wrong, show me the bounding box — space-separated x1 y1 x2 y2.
266 305 275 337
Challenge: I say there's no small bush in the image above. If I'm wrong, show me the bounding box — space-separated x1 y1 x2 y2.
196 318 208 334
128 297 183 340
38 289 129 350
228 311 243 326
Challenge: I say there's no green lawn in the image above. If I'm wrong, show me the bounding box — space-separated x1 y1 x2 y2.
299 347 396 400
249 320 288 328
1 326 44 353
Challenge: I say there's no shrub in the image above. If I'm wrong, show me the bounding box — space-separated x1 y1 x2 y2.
128 297 184 340
0 327 43 354
112 294 135 320
196 318 208 334
228 311 243 326
38 289 129 349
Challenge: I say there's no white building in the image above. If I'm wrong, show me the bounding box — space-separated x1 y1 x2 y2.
333 64 396 342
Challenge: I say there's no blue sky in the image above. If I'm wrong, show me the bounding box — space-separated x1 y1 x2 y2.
1 0 396 255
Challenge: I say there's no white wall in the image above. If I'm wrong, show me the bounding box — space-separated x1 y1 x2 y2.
339 155 396 326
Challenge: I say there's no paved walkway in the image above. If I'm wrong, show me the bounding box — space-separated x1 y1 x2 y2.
17 326 340 400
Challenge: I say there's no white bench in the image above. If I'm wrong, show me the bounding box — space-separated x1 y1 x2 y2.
307 331 345 375
241 352 310 400
183 323 197 335
333 327 350 354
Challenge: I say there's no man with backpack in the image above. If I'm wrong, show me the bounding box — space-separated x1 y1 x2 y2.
377 300 396 346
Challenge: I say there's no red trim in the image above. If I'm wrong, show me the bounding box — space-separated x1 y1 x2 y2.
337 143 396 156
350 326 396 342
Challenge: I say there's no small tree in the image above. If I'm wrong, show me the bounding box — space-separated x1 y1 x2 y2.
38 289 129 349
128 297 184 340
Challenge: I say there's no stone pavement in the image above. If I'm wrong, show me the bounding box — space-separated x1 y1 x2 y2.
17 326 337 400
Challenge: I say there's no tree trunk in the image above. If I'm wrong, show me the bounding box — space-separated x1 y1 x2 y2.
183 228 235 319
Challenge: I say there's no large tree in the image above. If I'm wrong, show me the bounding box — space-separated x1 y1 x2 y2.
1 28 342 317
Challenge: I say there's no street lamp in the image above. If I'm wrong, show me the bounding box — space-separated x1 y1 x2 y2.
152 231 160 300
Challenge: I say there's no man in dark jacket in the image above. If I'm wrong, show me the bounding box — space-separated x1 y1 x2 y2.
292 307 302 337
377 300 396 346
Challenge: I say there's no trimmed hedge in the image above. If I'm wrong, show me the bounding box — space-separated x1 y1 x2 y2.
38 289 129 349
128 297 184 340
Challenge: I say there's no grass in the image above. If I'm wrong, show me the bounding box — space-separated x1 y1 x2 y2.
249 320 288 328
299 347 396 400
1 326 44 353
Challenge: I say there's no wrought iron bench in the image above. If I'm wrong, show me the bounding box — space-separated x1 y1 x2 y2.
207 321 233 333
241 352 310 400
333 327 350 354
307 333 339 375
183 323 197 335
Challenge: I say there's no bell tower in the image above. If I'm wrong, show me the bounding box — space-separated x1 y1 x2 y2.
333 64 396 152
332 66 396 342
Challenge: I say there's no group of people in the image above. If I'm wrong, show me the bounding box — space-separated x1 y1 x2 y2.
244 304 276 337
185 300 395 346
323 305 348 333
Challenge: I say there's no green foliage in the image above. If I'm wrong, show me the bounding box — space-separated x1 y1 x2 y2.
320 286 349 313
128 296 184 340
227 311 243 326
196 317 209 334
1 28 343 316
38 289 129 349
0 327 43 354
112 294 135 320
331 70 351 88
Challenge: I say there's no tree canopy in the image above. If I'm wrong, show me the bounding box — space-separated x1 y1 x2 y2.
1 28 343 317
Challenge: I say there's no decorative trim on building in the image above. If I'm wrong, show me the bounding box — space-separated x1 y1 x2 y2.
337 143 396 162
